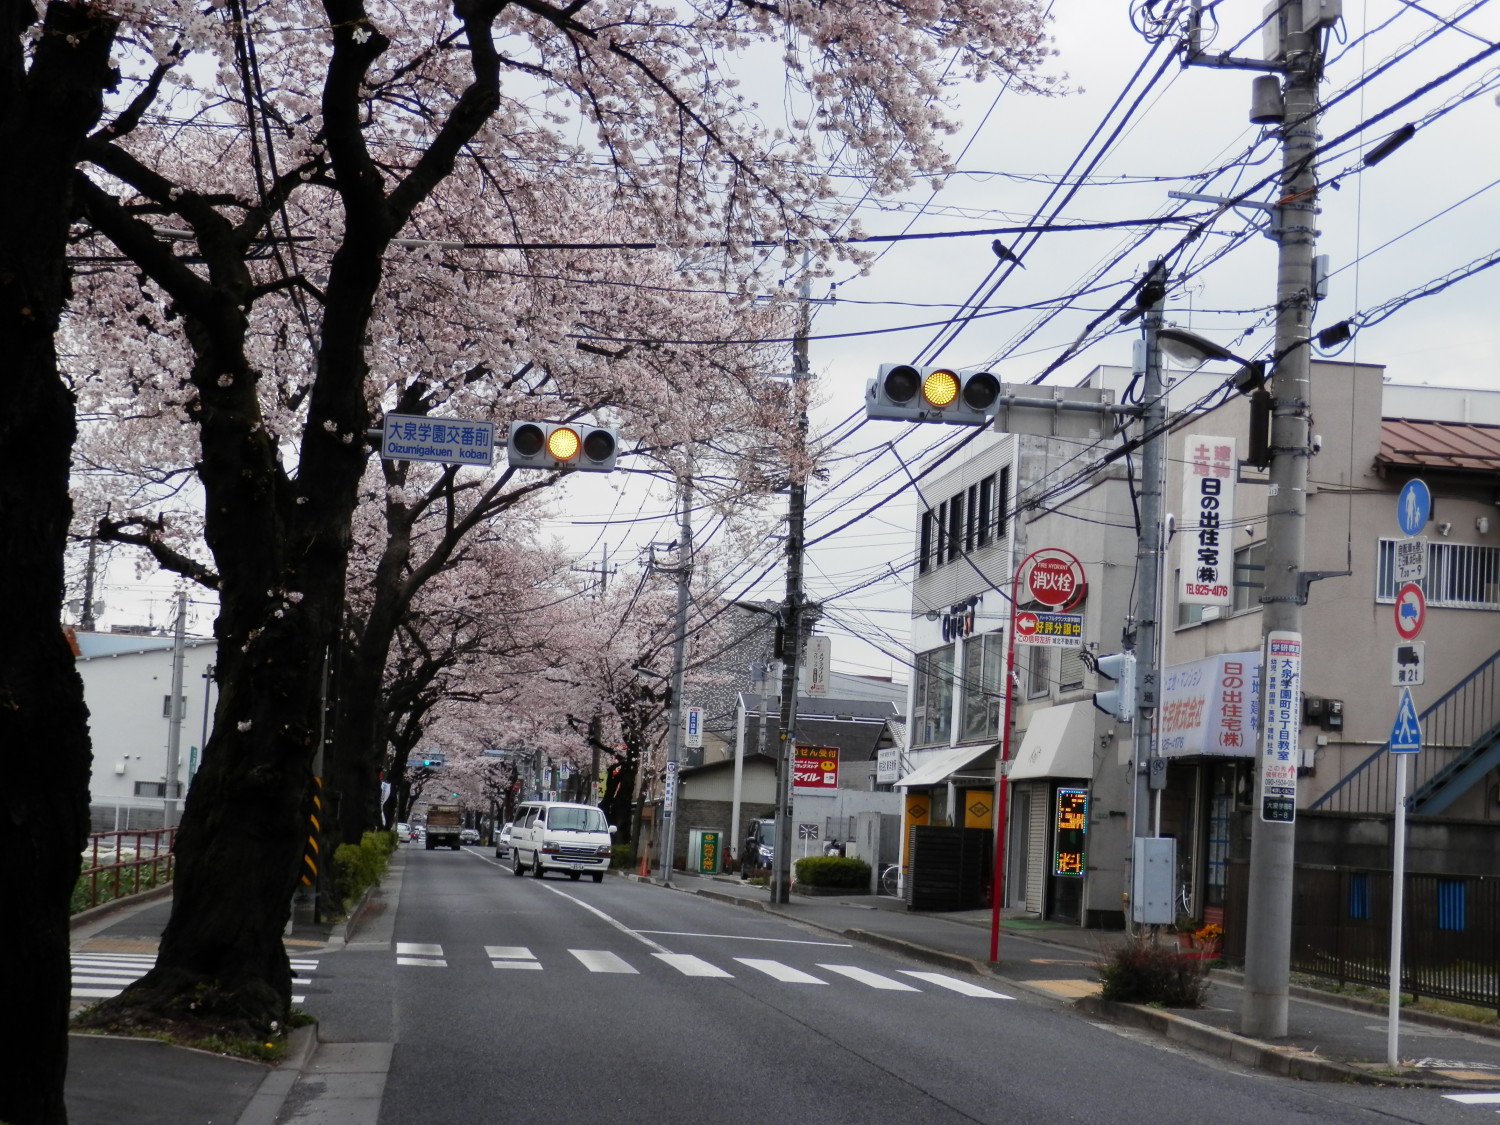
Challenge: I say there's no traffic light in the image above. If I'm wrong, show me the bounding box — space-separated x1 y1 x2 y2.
1092 652 1136 721
507 421 618 471
865 363 1001 424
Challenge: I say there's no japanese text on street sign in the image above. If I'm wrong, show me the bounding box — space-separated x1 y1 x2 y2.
1179 436 1237 606
1394 537 1426 584
1158 652 1261 757
1024 549 1086 611
381 412 495 466
663 759 678 815
1013 610 1084 647
793 745 840 790
1392 642 1425 687
1259 630 1301 823
1052 788 1088 877
684 706 703 748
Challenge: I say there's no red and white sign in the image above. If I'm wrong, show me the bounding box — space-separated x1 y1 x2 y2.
1394 582 1426 641
793 745 840 791
1158 652 1261 757
1178 435 1237 607
1021 549 1086 611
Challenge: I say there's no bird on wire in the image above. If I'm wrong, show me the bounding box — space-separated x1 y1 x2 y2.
991 240 1025 268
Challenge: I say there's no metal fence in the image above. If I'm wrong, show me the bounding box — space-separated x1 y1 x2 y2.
74 827 178 913
1227 862 1500 1012
1311 646 1500 814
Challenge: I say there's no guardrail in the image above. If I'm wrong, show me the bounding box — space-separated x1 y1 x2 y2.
73 827 178 914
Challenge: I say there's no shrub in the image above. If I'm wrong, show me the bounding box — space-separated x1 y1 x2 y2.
610 844 633 869
331 830 395 911
1097 933 1211 1007
793 855 871 888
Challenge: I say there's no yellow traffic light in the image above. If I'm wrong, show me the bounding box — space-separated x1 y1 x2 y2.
921 369 960 407
545 426 581 460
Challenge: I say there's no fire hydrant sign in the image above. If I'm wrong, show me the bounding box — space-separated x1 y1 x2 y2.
1179 436 1237 606
793 745 839 791
1258 630 1301 823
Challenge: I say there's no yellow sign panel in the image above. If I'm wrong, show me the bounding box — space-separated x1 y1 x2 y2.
964 789 993 829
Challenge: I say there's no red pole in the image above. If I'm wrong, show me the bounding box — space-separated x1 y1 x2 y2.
989 549 1036 962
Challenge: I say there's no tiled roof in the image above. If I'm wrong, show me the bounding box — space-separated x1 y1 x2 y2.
1379 419 1500 474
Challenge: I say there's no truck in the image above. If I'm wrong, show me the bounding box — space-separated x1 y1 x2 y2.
424 803 463 850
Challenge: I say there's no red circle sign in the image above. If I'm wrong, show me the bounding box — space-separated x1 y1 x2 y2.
1394 583 1426 640
1015 611 1039 637
1024 550 1086 611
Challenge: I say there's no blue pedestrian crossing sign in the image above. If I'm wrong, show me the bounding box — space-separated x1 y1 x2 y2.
1389 687 1422 753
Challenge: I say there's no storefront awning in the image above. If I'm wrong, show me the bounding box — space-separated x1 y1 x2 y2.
1008 701 1095 780
895 743 996 789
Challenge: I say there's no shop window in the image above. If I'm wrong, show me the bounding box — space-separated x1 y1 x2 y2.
912 645 955 748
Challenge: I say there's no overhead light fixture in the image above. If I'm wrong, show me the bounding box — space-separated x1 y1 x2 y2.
1156 328 1266 396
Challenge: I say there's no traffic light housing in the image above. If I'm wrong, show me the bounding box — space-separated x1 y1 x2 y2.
507 421 618 471
1092 652 1136 721
865 364 1002 424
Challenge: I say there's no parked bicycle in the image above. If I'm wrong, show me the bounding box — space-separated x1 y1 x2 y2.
880 863 902 897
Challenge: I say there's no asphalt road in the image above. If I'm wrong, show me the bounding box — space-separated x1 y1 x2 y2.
293 847 1500 1125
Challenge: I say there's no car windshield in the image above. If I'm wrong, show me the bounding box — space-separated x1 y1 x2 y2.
754 822 775 845
549 807 606 832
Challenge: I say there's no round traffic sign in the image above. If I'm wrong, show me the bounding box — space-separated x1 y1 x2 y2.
1397 479 1430 537
1014 611 1039 638
1022 549 1086 611
1394 582 1426 641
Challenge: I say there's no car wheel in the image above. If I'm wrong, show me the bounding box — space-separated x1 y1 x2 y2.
591 872 605 884
512 851 525 875
532 856 546 878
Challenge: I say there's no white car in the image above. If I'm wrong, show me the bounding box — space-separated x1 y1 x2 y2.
493 822 513 859
395 822 412 843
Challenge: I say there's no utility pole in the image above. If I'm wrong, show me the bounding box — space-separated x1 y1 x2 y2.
163 591 187 828
659 475 693 884
770 268 817 906
1182 1 1327 1038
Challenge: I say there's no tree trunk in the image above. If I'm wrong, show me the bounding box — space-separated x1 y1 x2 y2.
0 4 118 1121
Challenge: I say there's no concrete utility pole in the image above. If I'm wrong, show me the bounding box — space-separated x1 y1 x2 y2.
659 474 693 884
163 591 187 828
770 269 816 906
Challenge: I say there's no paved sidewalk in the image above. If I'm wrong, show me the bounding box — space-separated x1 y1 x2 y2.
63 865 1500 1125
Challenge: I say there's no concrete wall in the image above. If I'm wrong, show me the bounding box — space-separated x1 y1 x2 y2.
1294 810 1500 877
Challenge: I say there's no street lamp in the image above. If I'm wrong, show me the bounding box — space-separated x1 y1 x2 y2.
1156 328 1266 395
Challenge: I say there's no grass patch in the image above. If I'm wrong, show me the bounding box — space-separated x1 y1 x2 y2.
1289 973 1498 1025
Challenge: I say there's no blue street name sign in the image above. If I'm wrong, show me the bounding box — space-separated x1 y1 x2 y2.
1389 687 1422 753
1396 479 1430 538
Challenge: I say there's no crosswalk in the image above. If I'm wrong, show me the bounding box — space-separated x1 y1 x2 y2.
393 942 1012 998
1445 1092 1500 1112
70 952 319 1007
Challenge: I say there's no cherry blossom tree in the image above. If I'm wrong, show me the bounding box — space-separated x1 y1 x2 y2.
47 0 1054 1058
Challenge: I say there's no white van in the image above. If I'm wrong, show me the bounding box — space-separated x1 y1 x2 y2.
509 801 616 882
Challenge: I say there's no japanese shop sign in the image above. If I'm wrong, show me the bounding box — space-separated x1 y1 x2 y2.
1179 436 1237 606
1052 787 1088 877
1158 652 1262 757
1258 631 1301 823
1013 610 1084 647
793 745 840 791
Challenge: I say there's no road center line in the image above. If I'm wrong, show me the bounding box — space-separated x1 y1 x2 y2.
542 885 672 953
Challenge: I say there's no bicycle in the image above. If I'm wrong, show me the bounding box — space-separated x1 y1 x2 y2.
880 863 902 897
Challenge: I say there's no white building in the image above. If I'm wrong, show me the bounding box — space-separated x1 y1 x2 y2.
73 629 217 831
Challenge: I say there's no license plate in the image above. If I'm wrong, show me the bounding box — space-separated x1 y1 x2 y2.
570 863 584 871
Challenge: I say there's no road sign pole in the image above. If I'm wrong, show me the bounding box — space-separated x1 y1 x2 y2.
1387 751 1409 1068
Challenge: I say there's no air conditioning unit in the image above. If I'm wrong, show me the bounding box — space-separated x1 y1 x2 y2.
1201 605 1223 622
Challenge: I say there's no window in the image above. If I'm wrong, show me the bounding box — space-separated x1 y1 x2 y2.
917 470 1009 574
1057 647 1086 692
161 694 186 719
133 781 183 798
1175 569 1206 628
961 632 1005 741
1377 538 1500 608
912 645 955 747
1233 541 1266 613
1027 647 1051 699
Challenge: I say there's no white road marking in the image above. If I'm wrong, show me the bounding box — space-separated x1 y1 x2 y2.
70 952 314 1005
542 885 671 953
655 953 733 978
637 931 851 947
572 949 639 974
1443 1093 1500 1104
817 964 921 991
491 961 542 970
735 958 827 984
396 942 444 957
899 971 1013 998
396 957 446 967
484 945 534 960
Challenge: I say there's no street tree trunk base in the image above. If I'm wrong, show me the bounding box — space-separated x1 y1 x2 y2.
73 965 288 1045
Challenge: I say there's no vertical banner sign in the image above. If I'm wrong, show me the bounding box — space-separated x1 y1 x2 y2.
1179 436 1237 606
792 744 840 791
802 635 832 696
1259 631 1302 822
663 760 678 817
684 706 703 748
1052 787 1088 876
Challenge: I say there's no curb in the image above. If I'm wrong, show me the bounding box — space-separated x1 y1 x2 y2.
69 882 174 931
236 1022 318 1125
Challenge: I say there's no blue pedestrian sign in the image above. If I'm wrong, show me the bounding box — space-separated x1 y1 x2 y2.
1389 687 1422 753
1396 479 1430 538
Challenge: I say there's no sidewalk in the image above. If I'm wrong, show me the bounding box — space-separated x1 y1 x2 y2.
63 868 1500 1125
